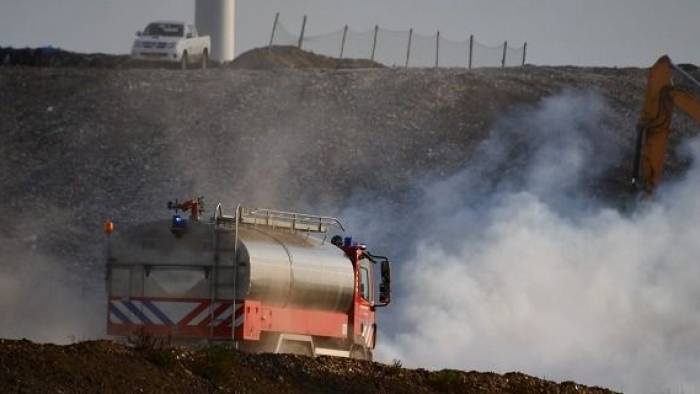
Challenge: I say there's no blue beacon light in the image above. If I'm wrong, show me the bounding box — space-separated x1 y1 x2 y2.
171 214 188 235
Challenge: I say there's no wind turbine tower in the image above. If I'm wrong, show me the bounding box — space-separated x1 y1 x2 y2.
195 0 235 63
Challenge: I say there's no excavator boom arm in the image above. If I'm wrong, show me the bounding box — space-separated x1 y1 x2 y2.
669 89 700 124
633 56 700 194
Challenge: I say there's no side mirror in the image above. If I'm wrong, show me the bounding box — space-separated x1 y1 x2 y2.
378 260 391 306
136 31 142 37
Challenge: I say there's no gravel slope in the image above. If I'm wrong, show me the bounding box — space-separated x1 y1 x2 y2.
0 64 668 269
2 60 700 392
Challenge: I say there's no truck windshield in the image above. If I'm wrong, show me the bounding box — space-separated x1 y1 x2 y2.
144 23 183 37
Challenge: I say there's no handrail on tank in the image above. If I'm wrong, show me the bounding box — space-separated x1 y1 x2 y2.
236 206 345 233
213 202 235 227
215 203 223 221
233 204 240 348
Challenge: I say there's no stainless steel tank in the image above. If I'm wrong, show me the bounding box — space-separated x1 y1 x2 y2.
108 220 355 313
236 226 354 311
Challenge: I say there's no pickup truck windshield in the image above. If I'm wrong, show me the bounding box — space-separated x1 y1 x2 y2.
144 23 184 37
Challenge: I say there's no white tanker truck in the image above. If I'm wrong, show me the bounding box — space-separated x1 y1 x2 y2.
104 198 391 360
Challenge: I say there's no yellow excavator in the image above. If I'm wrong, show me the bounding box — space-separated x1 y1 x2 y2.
632 55 700 195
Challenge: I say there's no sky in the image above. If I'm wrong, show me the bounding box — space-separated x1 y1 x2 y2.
1 0 699 66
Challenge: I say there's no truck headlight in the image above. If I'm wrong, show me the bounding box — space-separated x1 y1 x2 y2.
167 42 176 49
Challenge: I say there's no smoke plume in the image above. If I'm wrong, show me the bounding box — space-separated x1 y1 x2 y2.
0 213 104 344
352 90 700 393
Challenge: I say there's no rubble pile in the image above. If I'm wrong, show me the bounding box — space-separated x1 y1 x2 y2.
0 340 617 394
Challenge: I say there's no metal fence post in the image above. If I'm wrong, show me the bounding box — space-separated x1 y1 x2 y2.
371 25 379 61
435 30 440 68
405 28 413 68
468 34 473 69
340 25 348 59
522 42 527 66
298 15 307 49
268 12 280 50
501 40 507 68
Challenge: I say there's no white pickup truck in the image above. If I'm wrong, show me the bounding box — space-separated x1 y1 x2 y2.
131 21 210 69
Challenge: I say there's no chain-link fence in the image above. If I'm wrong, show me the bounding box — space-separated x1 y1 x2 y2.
268 13 527 69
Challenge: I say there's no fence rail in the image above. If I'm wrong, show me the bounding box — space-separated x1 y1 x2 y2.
268 13 527 69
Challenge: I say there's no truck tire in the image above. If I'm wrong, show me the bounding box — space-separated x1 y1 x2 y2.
201 50 208 69
181 51 188 70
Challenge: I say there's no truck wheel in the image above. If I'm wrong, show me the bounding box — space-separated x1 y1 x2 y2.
201 50 208 69
181 51 188 70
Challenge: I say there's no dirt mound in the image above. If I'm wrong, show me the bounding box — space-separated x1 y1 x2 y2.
231 46 383 69
0 339 617 394
0 47 131 68
0 46 382 70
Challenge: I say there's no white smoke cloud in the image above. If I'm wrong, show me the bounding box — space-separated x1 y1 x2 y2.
362 90 700 393
0 216 104 344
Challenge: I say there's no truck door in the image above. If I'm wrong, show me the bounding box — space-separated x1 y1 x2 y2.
353 259 375 349
186 24 200 56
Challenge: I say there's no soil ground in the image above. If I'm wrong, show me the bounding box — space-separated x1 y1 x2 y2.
0 339 618 394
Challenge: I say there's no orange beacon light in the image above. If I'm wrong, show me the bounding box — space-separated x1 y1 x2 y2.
103 219 114 235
